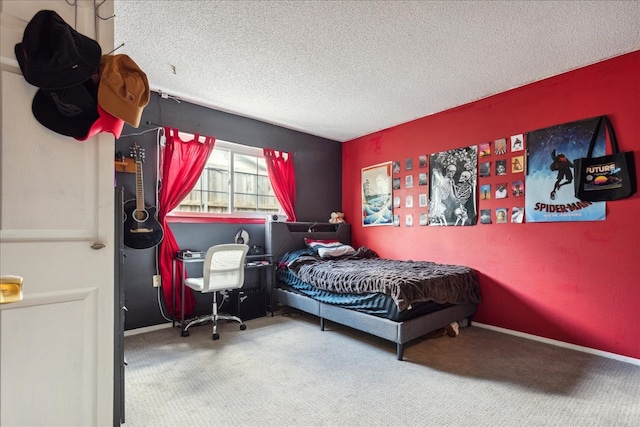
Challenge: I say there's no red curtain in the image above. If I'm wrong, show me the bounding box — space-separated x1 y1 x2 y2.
263 149 296 221
158 128 216 317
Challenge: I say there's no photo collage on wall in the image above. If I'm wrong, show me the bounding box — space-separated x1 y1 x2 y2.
478 134 526 224
390 155 430 227
386 138 525 227
392 146 482 227
385 134 525 228
365 116 609 228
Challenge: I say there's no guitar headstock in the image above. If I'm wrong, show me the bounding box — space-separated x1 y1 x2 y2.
130 143 145 163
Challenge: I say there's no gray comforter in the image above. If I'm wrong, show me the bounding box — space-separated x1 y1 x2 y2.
287 247 481 311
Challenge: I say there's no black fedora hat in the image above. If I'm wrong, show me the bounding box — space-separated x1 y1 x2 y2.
32 78 100 138
15 10 101 89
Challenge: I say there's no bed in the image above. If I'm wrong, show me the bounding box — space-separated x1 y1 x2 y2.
266 221 481 360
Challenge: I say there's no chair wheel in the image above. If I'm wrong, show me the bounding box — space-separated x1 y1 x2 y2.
181 330 189 337
212 333 220 340
240 324 246 331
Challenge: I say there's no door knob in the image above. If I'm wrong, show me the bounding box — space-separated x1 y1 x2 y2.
0 275 24 304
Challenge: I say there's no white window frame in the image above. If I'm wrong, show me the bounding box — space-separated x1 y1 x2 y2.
168 134 283 220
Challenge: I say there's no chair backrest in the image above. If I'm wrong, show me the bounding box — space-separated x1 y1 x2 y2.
201 244 249 293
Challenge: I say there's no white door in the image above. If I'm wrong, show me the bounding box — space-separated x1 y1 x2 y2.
1 1 115 425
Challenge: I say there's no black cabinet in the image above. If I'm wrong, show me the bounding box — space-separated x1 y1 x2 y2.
245 254 275 313
228 289 266 321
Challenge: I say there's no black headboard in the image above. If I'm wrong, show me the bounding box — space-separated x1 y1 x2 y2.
266 222 351 262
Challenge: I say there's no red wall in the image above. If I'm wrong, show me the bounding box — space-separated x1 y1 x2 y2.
342 51 640 360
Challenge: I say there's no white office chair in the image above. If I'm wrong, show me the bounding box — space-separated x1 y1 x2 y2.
182 243 249 340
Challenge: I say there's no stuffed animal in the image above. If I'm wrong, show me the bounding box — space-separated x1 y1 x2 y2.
329 211 345 224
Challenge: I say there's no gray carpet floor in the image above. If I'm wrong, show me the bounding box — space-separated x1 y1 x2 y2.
124 310 640 426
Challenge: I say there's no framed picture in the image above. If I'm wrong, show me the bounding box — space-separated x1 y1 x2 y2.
512 180 524 197
480 209 492 224
405 158 413 171
511 207 524 223
392 161 401 174
362 162 393 226
511 155 524 173
479 142 491 157
428 145 478 226
405 214 413 227
392 177 401 190
480 161 491 177
480 184 491 200
418 155 428 168
419 213 428 226
405 195 413 208
510 134 524 152
405 174 413 188
525 117 606 222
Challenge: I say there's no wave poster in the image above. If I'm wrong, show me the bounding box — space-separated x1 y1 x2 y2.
362 161 393 226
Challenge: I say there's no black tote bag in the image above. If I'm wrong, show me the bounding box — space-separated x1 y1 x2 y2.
574 116 636 201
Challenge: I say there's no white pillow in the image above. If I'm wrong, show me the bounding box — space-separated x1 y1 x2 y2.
317 244 356 258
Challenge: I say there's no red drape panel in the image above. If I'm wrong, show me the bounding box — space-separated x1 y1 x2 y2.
263 148 296 221
158 128 216 317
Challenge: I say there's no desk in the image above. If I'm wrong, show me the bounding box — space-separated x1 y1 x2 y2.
172 253 274 336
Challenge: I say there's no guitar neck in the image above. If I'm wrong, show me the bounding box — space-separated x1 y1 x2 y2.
135 160 144 211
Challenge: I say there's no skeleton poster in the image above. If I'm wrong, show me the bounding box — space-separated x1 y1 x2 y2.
428 146 478 226
525 117 606 222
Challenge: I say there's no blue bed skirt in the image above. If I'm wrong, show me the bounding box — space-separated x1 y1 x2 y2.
277 268 451 322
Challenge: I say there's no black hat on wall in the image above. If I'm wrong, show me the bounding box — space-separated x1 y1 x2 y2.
14 10 101 89
32 79 100 138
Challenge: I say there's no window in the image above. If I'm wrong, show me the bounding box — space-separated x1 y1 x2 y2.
171 136 281 218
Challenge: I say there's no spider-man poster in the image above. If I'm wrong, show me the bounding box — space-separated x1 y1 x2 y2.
525 117 606 222
428 145 478 226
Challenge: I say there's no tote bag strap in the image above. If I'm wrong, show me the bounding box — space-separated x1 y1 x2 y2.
587 115 620 158
603 116 620 155
586 116 604 158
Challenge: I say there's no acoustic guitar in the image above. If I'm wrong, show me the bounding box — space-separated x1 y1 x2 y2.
123 143 164 249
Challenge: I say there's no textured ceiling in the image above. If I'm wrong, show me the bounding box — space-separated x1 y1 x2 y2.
114 1 640 142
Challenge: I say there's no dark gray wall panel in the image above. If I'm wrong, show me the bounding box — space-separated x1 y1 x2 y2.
141 93 343 221
117 93 342 330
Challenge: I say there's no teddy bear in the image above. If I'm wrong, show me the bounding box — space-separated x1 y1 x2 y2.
329 211 345 224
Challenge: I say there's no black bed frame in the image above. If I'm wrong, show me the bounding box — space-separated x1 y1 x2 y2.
265 221 477 360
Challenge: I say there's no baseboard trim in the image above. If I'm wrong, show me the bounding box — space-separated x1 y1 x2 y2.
123 320 640 366
473 322 640 367
124 322 173 337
